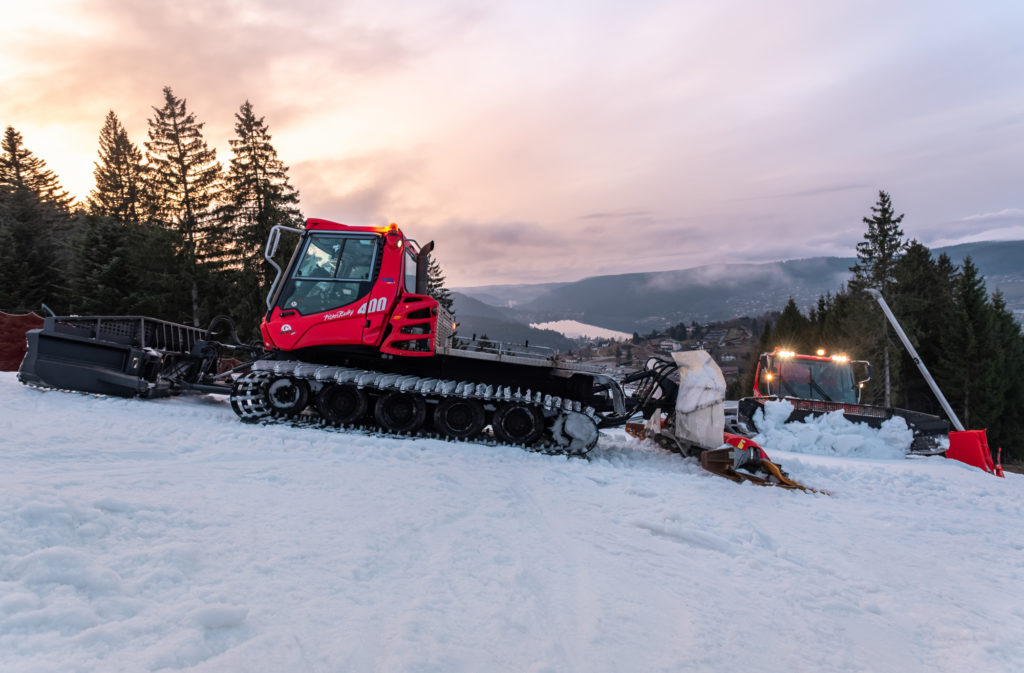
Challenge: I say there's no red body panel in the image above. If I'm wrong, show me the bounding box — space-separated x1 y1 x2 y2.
260 219 440 357
723 432 770 460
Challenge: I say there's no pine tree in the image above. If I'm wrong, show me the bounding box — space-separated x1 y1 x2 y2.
218 100 303 336
0 126 74 213
67 214 134 314
949 258 999 430
850 190 906 293
772 298 811 352
987 291 1024 461
426 256 455 316
891 241 958 412
88 111 146 226
476 333 496 353
0 127 76 311
850 190 907 406
220 101 302 276
124 222 192 319
144 87 224 325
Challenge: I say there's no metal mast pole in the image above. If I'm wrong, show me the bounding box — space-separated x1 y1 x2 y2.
867 289 965 432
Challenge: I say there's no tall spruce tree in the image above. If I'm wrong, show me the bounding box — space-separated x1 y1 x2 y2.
987 291 1024 461
145 86 224 326
67 214 134 314
426 256 455 316
850 190 907 406
0 126 74 212
88 111 147 225
891 241 958 412
0 127 76 311
772 298 812 352
221 101 302 274
949 258 1000 430
219 100 303 336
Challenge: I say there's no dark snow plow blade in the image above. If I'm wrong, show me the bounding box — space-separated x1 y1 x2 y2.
18 316 212 397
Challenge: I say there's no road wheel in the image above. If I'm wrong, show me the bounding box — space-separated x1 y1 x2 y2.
492 402 544 445
316 384 368 425
433 397 485 440
266 376 309 417
374 391 427 433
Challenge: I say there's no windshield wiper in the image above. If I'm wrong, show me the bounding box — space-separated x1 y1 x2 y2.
809 376 833 402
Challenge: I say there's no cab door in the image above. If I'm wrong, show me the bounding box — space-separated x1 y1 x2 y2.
359 230 405 346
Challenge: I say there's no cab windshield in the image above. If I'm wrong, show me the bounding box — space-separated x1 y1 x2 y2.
773 358 857 403
277 234 379 315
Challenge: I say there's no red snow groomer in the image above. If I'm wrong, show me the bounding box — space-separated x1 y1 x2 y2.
731 288 1005 476
17 218 819 488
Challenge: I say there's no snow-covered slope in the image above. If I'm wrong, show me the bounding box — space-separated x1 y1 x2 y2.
1 372 1021 672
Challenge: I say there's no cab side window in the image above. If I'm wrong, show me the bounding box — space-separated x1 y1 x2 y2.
404 249 417 293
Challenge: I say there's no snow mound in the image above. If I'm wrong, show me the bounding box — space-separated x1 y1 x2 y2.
752 400 914 459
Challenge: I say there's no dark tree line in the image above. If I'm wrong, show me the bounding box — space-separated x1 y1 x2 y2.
1 87 304 338
740 191 1024 461
1 87 456 339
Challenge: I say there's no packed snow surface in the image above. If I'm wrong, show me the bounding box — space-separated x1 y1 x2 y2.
1 372 1022 672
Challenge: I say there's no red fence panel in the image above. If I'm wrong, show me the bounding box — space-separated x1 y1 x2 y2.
0 311 45 371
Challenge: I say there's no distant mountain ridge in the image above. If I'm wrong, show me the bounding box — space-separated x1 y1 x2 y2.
455 240 1024 333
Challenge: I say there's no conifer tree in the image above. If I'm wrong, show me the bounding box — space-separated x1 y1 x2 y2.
850 190 907 406
426 257 455 316
124 222 192 319
218 100 302 336
987 291 1024 460
144 87 224 325
891 242 958 412
948 258 999 430
772 298 811 352
67 214 134 314
0 126 74 213
221 100 302 274
850 190 906 294
89 111 146 225
0 127 76 311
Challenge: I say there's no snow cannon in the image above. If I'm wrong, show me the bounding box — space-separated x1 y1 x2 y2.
627 351 821 492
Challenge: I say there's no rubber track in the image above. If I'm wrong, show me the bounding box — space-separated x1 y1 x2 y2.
229 360 601 456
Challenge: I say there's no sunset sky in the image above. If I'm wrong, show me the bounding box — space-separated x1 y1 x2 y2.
3 0 1023 286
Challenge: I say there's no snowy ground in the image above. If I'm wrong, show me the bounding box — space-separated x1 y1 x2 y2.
1 371 1022 673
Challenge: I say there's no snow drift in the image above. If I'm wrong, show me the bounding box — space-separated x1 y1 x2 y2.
753 399 916 460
